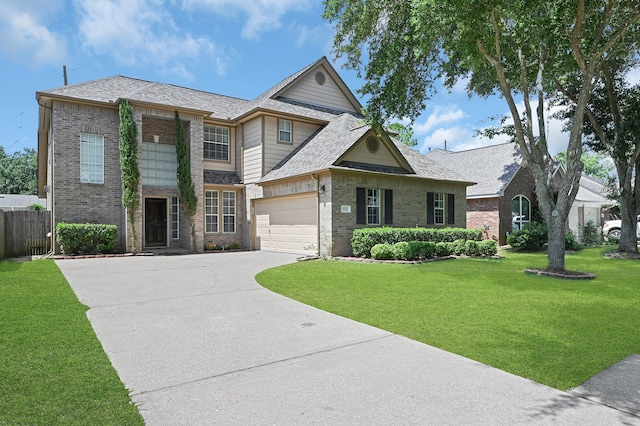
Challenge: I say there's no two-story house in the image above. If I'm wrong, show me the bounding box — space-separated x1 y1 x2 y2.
36 57 474 257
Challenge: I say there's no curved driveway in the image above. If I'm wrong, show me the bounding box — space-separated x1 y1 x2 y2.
57 251 639 425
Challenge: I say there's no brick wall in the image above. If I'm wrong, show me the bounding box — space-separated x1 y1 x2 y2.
51 101 126 251
500 166 536 244
329 171 469 256
467 197 500 242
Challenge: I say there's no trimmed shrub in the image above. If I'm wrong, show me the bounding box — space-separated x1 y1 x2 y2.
371 243 395 260
414 241 436 258
565 230 580 251
463 240 480 256
478 239 498 256
435 242 452 257
393 242 412 260
452 239 466 255
352 227 483 257
582 220 602 245
506 222 547 250
56 223 117 255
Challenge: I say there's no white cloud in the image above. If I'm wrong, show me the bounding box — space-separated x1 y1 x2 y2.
185 0 314 40
627 66 640 86
0 3 67 66
293 23 332 49
413 106 466 135
76 0 224 76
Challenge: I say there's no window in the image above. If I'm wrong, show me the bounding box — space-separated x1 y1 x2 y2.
80 133 104 183
223 191 236 233
203 124 229 161
205 190 218 233
367 189 380 225
278 119 292 143
141 143 178 188
356 187 392 225
427 192 455 225
512 195 531 230
171 197 179 240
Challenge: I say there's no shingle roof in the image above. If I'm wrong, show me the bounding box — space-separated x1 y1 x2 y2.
426 143 521 197
38 76 249 121
259 114 474 185
575 175 612 205
203 170 241 185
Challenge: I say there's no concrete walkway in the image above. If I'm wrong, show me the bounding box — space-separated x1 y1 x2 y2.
57 251 639 425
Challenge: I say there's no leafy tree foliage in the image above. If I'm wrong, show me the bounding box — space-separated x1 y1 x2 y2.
388 122 418 147
0 147 38 194
118 100 140 252
555 150 614 180
324 0 640 271
175 111 198 250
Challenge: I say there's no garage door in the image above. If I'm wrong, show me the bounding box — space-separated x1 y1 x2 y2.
254 194 317 255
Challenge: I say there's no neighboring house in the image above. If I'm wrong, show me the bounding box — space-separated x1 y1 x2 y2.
567 175 614 240
36 57 474 257
0 194 46 211
427 143 562 245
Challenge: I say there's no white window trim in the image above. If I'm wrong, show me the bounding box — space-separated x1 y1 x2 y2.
434 193 445 225
367 188 380 225
222 191 236 233
203 124 230 162
278 119 292 144
205 190 219 233
512 195 531 230
80 133 104 184
171 197 179 240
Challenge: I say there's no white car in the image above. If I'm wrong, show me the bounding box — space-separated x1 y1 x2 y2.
602 215 640 240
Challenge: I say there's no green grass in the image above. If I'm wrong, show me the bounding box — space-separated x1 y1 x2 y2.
0 259 143 425
256 248 640 390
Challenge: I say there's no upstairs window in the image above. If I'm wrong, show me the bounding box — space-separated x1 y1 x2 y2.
278 119 292 144
80 133 104 184
203 124 229 161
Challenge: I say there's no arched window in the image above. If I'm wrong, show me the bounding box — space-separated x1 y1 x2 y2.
512 195 531 230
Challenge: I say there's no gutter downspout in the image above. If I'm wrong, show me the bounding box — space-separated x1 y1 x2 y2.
311 173 321 257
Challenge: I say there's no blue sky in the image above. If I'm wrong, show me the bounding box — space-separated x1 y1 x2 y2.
0 0 592 157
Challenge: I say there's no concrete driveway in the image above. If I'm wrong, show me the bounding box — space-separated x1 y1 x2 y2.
57 251 639 425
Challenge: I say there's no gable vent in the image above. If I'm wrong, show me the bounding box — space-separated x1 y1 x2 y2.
366 136 379 153
315 71 326 85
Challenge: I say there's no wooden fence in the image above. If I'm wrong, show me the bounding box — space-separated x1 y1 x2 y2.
0 211 51 260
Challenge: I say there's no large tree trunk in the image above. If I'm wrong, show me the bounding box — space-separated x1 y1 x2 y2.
615 161 639 253
546 209 567 271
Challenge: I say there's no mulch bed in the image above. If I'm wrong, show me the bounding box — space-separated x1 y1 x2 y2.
524 268 596 280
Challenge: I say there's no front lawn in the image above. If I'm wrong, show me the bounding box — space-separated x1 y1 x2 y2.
256 248 640 390
0 259 143 425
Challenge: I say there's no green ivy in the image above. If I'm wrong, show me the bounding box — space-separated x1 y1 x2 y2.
119 99 140 252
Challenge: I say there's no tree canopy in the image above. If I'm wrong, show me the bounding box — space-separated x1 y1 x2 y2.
555 150 614 181
387 122 418 147
324 0 640 272
0 147 38 194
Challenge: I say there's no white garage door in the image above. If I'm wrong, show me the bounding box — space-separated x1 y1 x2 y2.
254 194 317 255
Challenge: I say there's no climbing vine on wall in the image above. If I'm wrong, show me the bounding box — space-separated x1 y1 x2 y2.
118 99 140 252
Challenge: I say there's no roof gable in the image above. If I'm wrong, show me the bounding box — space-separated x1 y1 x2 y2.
336 130 413 173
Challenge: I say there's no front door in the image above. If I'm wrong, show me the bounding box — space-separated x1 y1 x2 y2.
145 198 167 247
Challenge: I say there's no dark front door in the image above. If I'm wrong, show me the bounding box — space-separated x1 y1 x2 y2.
145 198 167 247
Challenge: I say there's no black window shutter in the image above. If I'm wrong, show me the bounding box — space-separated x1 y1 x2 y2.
427 192 434 224
356 187 366 224
448 193 455 224
384 189 393 224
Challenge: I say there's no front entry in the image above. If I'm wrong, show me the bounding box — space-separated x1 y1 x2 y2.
145 198 168 247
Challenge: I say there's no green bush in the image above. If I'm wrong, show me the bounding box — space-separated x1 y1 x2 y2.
414 241 436 258
478 239 498 256
565 230 580 251
371 243 395 260
582 220 602 245
463 240 480 256
506 222 547 249
435 242 452 257
56 223 117 255
352 227 483 257
393 242 411 260
452 239 466 255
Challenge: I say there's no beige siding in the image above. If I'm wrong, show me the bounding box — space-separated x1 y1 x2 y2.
340 138 403 168
263 117 320 173
203 124 236 172
279 65 358 113
243 118 263 183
